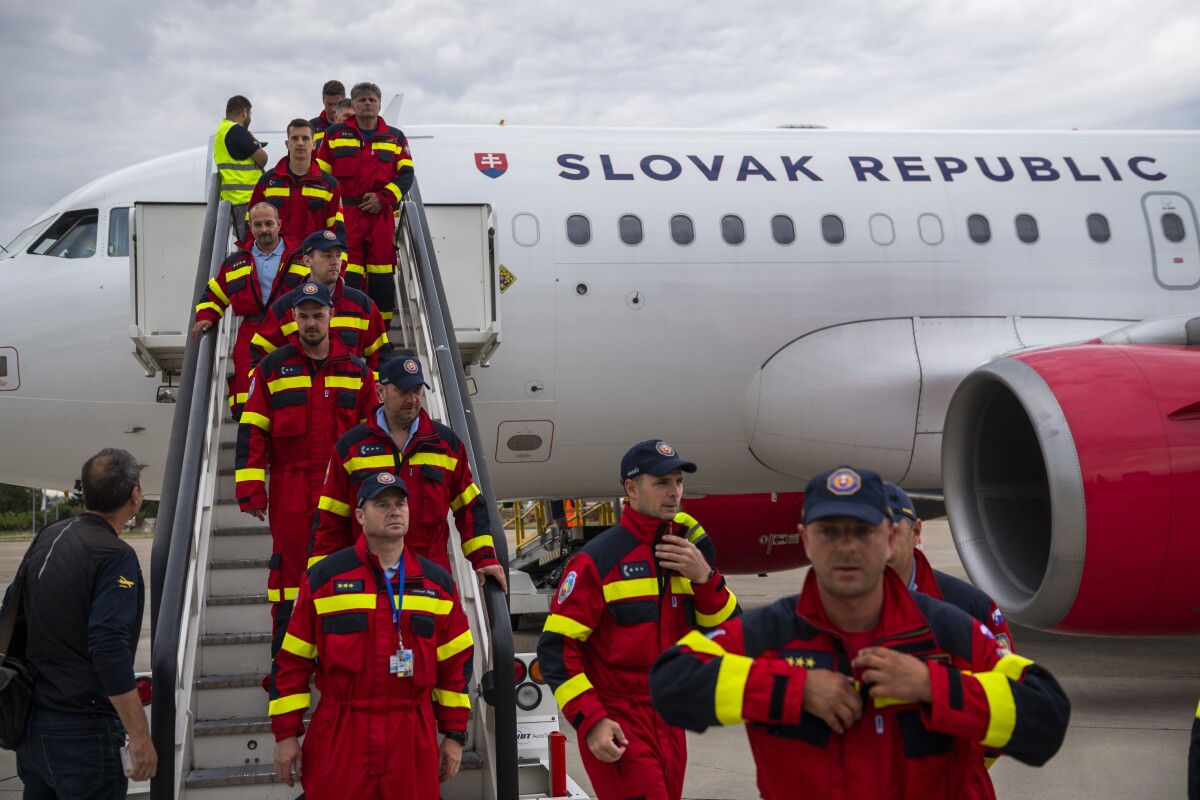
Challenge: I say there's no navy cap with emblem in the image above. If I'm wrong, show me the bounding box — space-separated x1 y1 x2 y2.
356 471 409 506
884 482 918 522
379 355 430 391
301 229 347 253
620 439 697 484
293 281 333 308
802 466 892 525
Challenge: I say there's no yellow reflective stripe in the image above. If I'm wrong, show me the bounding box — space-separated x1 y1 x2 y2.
316 158 332 172
670 576 695 596
345 263 366 276
553 673 594 709
992 652 1034 682
267 376 312 393
334 210 345 223
405 595 453 616
241 411 271 431
227 265 253 281
714 651 753 725
324 376 364 390
602 578 658 603
287 262 310 276
397 159 414 169
450 483 480 512
678 629 727 657
345 455 395 473
543 614 593 641
269 692 311 716
461 534 493 557
266 587 299 602
263 187 290 198
281 321 298 336
696 592 739 627
432 689 471 708
307 554 327 569
436 630 474 661
195 301 225 317
366 263 393 274
383 183 403 202
302 186 334 201
330 138 361 149
975 672 1018 749
318 495 351 518
408 453 458 471
232 392 249 404
281 633 317 660
363 333 388 357
674 511 707 542
314 593 377 614
331 317 370 331
235 468 265 483
372 142 400 154
250 332 276 353
206 278 230 306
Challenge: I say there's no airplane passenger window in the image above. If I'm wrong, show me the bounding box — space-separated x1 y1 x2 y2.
619 215 644 246
28 209 99 259
1015 214 1039 244
918 213 944 246
670 215 695 245
566 214 591 246
771 215 796 245
1162 213 1186 243
821 215 845 245
108 207 131 257
869 214 895 246
1087 213 1111 244
967 214 991 244
721 215 745 245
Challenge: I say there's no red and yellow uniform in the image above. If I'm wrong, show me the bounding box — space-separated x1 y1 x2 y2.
245 157 344 252
270 535 473 800
536 507 739 800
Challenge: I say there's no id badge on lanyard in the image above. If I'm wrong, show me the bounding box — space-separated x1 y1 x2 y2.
387 555 414 678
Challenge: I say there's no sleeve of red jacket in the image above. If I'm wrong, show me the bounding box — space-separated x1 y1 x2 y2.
194 257 237 325
326 178 346 242
248 307 286 376
922 628 1070 767
314 137 333 175
448 441 498 570
355 365 377 424
235 365 271 510
381 136 414 205
649 610 809 733
675 512 740 629
432 581 474 733
309 446 355 566
536 555 611 737
361 300 389 379
269 574 318 740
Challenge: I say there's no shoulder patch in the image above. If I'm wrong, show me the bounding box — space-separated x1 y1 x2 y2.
117 575 135 589
557 571 577 604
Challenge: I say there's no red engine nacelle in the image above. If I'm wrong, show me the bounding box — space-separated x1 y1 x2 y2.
942 342 1200 634
680 492 808 574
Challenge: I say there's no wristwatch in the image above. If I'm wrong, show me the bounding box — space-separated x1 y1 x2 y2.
441 730 468 746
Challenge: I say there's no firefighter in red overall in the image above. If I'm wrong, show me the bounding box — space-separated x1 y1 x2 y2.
650 466 1071 800
271 472 473 799
308 356 506 591
244 118 344 252
236 282 377 654
247 229 390 378
314 81 413 324
536 440 740 800
190 203 307 418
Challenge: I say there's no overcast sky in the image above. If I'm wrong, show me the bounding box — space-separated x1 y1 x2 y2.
1 0 1197 243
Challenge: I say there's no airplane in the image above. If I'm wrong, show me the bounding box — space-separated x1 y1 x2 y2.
1 125 1198 636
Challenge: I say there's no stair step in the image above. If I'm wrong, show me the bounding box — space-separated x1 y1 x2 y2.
210 527 271 561
194 673 270 720
213 499 255 528
200 632 273 675
185 764 281 790
209 558 269 597
205 596 271 635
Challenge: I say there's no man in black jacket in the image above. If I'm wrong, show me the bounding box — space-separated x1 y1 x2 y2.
7 448 157 796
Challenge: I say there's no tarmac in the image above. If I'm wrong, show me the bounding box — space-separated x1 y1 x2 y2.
1 522 1197 798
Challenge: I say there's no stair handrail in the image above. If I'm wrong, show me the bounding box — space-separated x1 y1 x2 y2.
402 183 518 800
149 186 228 799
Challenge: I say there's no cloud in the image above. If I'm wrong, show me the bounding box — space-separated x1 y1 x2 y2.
2 0 1198 242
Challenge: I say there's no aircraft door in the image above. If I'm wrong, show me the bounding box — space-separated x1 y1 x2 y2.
1142 192 1200 290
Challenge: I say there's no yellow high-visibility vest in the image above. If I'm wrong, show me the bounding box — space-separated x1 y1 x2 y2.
214 118 259 204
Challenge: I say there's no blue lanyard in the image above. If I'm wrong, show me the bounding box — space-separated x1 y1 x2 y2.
386 554 406 642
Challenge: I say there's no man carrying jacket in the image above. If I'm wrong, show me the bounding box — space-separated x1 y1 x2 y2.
191 202 308 418
314 81 414 323
271 472 473 799
536 440 740 800
309 356 505 591
236 282 377 652
650 466 1071 800
248 229 389 379
244 118 344 251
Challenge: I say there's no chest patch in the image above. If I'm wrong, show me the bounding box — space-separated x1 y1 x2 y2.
781 648 836 671
620 561 652 580
280 364 302 377
359 443 385 456
407 587 438 599
334 580 363 594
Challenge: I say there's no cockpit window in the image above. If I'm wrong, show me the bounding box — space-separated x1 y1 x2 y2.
28 209 99 259
108 207 131 257
1 217 54 261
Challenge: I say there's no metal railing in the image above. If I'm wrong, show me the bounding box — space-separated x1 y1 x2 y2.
148 186 228 799
404 183 518 799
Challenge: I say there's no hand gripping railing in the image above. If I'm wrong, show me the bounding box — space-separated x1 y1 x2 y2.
403 182 518 800
149 183 227 799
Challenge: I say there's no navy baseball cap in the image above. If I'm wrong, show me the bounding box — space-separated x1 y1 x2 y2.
379 355 430 391
302 229 347 253
356 471 409 506
620 439 697 483
293 281 333 308
884 482 918 522
802 466 892 525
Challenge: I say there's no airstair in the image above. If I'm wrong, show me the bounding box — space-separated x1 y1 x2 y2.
145 176 582 799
